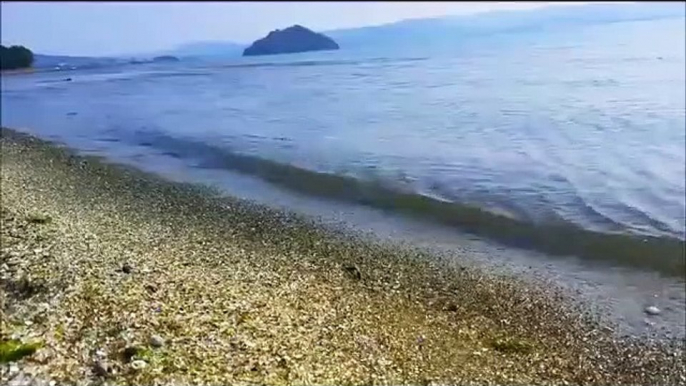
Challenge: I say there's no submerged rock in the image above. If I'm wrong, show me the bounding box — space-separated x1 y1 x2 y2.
243 25 339 56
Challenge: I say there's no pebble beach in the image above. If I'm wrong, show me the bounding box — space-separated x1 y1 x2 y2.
1 127 684 385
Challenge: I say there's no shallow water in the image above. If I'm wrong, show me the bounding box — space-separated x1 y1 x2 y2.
2 17 685 336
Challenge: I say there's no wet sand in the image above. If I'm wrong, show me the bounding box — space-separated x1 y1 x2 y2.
1 127 684 385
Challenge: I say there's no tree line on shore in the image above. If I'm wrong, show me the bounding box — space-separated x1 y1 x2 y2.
1 45 34 70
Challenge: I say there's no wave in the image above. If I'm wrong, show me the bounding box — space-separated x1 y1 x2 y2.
215 56 429 70
126 130 685 277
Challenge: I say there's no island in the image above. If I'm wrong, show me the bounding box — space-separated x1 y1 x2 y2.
243 25 339 56
1 45 34 70
152 55 180 63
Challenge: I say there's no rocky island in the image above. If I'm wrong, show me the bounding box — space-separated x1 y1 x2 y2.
243 25 339 56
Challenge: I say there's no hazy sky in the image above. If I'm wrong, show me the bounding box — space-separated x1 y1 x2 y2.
1 1 593 56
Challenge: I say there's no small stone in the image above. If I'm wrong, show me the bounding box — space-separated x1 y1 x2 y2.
645 306 661 316
444 302 458 312
150 334 165 348
9 364 20 375
121 263 133 274
92 360 110 377
8 373 31 386
644 319 655 327
130 360 147 370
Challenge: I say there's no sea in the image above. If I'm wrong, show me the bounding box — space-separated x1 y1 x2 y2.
2 17 685 337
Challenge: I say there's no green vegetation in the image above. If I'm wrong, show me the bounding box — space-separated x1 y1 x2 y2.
0 339 42 363
490 337 535 354
0 45 34 70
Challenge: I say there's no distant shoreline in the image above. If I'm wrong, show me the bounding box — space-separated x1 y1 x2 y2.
0 67 38 76
0 66 74 76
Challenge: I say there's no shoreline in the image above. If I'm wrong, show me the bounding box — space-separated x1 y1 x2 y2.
1 127 684 385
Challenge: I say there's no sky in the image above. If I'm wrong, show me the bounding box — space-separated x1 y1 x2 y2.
0 1 596 57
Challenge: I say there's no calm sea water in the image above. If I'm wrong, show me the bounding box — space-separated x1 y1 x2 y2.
2 17 685 334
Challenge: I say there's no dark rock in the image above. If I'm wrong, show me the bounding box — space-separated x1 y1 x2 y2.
122 346 139 362
121 263 133 274
243 25 339 56
343 264 361 281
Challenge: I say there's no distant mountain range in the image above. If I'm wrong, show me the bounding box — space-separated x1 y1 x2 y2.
31 2 685 66
325 2 685 49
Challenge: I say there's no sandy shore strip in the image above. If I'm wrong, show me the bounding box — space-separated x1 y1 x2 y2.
1 127 684 386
